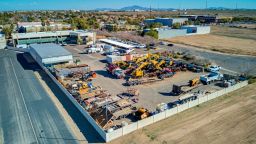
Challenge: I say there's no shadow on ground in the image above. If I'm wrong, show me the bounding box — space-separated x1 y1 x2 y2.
95 69 114 79
16 52 105 143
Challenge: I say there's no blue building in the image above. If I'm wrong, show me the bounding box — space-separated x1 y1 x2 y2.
144 18 188 27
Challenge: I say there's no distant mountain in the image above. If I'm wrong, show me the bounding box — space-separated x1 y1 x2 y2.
94 5 177 11
207 7 231 10
120 5 149 11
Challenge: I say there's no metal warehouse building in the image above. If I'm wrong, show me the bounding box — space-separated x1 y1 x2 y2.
181 25 211 35
12 30 96 47
29 43 73 66
157 28 187 39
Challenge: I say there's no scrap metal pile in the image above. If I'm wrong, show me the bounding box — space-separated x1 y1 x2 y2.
52 64 141 129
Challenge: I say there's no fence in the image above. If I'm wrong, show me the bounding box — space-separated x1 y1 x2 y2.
105 80 248 142
38 60 248 142
40 65 107 141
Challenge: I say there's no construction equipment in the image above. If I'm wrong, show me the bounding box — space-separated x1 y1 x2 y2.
172 78 200 95
106 64 125 79
155 60 165 70
131 62 149 78
126 78 162 86
200 72 223 85
133 108 150 120
189 77 200 87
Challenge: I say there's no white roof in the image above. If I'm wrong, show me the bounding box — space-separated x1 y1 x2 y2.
12 30 93 39
30 43 72 59
99 39 134 49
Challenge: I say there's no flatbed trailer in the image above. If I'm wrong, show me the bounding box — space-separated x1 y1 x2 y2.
126 78 163 86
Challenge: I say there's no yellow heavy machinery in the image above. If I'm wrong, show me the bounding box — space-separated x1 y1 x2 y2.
132 62 149 77
155 60 166 70
148 53 160 60
172 77 200 95
115 61 130 69
189 77 200 87
133 108 150 120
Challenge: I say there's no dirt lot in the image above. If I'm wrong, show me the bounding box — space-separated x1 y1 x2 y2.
167 34 256 56
109 82 256 144
166 26 256 56
211 26 256 40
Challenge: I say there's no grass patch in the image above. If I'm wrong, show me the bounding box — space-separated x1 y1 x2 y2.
147 133 157 141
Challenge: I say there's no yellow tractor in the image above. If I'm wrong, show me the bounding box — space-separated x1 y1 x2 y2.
189 78 200 87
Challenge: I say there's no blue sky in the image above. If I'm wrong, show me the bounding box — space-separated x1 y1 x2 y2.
0 0 255 11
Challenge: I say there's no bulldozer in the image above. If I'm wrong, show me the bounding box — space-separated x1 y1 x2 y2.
133 108 150 120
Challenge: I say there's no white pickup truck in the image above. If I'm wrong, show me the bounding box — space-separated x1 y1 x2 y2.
84 47 103 54
207 65 221 72
200 72 223 85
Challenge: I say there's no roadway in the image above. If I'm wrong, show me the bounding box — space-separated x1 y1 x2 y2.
160 44 256 75
0 50 80 144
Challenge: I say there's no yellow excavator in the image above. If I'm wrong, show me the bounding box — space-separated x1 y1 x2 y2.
155 60 166 70
132 62 149 77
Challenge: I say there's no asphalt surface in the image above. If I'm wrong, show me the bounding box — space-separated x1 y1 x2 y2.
161 45 256 75
0 50 80 144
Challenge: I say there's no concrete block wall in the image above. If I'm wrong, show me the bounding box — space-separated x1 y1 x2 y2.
177 102 189 112
166 107 178 117
122 123 138 135
138 116 154 129
199 95 208 104
41 66 107 141
188 99 199 108
106 81 248 142
153 111 166 122
106 128 123 142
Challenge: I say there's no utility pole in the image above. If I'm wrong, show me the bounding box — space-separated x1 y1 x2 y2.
206 0 208 9
150 5 152 19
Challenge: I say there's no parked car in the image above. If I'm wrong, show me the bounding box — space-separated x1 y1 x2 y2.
168 43 174 47
60 42 67 46
207 65 221 72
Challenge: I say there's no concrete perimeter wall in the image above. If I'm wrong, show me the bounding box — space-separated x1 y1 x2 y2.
105 81 248 142
40 65 107 141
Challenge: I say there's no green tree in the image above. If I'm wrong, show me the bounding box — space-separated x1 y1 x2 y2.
2 25 12 38
172 23 181 29
145 30 158 39
184 20 193 25
150 22 163 29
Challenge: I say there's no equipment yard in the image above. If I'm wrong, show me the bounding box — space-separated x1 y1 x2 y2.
109 82 256 144
58 43 243 131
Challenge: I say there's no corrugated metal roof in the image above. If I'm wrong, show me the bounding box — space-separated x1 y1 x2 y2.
99 39 134 49
30 43 72 59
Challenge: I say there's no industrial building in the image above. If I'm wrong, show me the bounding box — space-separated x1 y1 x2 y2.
157 28 187 39
144 25 211 39
179 15 217 24
144 28 187 39
12 30 96 47
29 43 73 66
0 34 6 49
144 18 188 27
17 22 71 33
181 25 211 35
99 39 135 49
